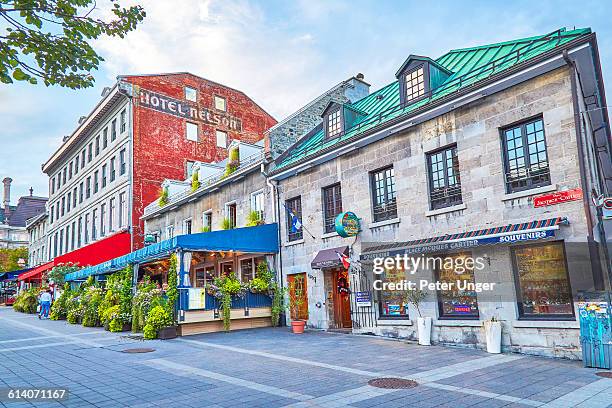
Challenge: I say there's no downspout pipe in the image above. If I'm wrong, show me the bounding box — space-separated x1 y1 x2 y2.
563 50 608 292
262 163 286 326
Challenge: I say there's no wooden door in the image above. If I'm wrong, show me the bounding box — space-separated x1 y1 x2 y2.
287 273 308 320
333 269 352 328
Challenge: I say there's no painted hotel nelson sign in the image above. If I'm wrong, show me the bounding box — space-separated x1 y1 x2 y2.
137 88 242 131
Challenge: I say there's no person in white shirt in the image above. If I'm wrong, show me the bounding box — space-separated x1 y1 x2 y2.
38 290 52 319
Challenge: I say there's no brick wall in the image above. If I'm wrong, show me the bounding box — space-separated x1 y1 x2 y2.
123 73 276 248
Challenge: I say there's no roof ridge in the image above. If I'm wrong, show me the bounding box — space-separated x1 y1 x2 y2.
439 27 588 56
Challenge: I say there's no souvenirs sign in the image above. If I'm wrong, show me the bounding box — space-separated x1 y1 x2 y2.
533 188 583 208
335 212 361 237
138 88 242 131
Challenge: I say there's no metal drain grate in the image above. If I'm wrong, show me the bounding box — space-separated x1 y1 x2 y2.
121 348 155 353
368 378 418 389
596 372 612 379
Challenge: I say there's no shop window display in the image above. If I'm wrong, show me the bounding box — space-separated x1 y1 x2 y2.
512 242 573 318
435 252 479 318
379 266 408 318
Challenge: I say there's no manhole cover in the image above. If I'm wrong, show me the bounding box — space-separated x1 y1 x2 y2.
368 378 418 389
596 372 612 379
121 348 155 353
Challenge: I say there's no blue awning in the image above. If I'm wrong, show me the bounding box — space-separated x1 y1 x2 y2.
66 223 279 281
0 268 31 281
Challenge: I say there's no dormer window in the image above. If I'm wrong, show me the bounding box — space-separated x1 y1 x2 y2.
405 66 425 102
396 55 452 106
327 109 342 137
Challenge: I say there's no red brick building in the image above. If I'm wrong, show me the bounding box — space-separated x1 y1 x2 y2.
41 72 275 273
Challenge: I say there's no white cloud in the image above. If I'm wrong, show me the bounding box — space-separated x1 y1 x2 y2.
93 0 334 119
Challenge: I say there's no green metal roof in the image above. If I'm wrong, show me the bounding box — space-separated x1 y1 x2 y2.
272 27 591 173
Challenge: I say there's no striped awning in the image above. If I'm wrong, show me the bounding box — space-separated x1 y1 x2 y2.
360 217 567 260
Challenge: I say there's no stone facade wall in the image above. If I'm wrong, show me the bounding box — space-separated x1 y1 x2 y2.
267 77 370 159
277 67 596 358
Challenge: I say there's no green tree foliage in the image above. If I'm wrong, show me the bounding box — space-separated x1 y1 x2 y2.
0 0 146 88
0 247 28 272
46 262 80 285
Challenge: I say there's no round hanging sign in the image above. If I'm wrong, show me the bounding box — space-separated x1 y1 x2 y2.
335 212 361 237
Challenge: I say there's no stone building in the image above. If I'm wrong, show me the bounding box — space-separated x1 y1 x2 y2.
0 178 47 250
26 212 48 267
268 28 611 358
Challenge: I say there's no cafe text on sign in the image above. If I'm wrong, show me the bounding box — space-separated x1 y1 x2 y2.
533 188 583 208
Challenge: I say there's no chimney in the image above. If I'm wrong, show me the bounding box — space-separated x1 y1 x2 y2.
2 177 12 220
344 73 370 103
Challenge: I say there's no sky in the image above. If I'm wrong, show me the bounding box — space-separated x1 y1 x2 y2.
1 0 612 202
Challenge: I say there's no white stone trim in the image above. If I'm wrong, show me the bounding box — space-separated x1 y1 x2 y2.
377 319 413 326
369 217 401 229
501 184 557 201
425 203 467 217
433 319 482 327
284 239 304 247
321 231 339 239
512 320 579 329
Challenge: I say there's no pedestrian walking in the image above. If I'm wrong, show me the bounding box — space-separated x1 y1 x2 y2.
38 289 52 319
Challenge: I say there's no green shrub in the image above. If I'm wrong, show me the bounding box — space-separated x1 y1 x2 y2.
50 283 72 320
190 171 200 192
143 305 172 340
166 254 178 324
200 225 211 232
221 217 232 230
82 286 104 327
158 187 169 207
246 210 262 227
47 263 80 286
131 278 164 333
13 287 39 314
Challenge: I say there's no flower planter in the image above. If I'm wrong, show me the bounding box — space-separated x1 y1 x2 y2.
122 323 132 332
417 317 432 346
291 320 306 334
158 326 177 340
484 320 502 354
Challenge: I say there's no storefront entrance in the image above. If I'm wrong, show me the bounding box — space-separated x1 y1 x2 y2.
329 268 352 329
288 273 309 320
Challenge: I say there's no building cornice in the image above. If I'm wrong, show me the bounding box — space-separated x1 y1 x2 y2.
42 83 127 174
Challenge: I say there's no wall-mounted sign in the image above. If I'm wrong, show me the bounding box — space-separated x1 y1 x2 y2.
138 88 242 131
360 229 556 260
355 291 372 307
533 188 583 208
335 211 361 237
603 197 612 220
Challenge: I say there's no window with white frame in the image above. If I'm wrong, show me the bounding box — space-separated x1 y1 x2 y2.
119 192 126 227
250 190 264 220
166 225 175 240
183 218 192 235
186 122 198 141
216 130 227 148
405 66 425 102
327 109 342 137
185 86 197 102
214 95 227 111
225 202 237 229
202 211 212 231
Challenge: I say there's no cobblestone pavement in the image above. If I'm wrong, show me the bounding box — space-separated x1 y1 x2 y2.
1 306 611 408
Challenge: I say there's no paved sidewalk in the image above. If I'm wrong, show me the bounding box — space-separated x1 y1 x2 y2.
0 306 611 407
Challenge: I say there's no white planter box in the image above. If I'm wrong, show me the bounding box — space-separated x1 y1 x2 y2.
484 321 502 354
417 317 432 346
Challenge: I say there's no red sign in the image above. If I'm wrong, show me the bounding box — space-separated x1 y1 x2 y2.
533 188 583 208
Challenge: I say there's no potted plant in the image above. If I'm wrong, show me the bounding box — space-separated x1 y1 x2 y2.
483 317 502 354
288 278 307 334
405 288 431 346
